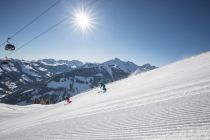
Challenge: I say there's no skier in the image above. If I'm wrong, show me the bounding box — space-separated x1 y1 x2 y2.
99 80 106 92
65 96 72 104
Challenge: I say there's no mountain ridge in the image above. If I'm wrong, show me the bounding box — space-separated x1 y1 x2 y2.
0 58 157 105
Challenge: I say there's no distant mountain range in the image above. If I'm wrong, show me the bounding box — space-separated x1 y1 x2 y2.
0 58 157 105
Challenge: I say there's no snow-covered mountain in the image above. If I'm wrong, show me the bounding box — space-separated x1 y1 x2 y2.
0 59 84 97
0 52 210 139
38 59 83 68
0 58 156 104
102 58 139 73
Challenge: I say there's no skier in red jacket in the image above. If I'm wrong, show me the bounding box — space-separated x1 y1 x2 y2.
65 96 72 104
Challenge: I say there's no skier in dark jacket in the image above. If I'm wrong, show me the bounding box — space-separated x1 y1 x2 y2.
99 80 106 92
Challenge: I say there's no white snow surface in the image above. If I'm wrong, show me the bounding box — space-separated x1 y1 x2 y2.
40 61 61 66
21 64 40 77
1 65 12 72
9 65 18 72
39 59 83 67
22 89 34 94
3 82 17 90
1 52 210 139
0 62 18 72
47 76 93 92
21 74 33 82
37 67 47 71
71 65 77 69
47 78 73 89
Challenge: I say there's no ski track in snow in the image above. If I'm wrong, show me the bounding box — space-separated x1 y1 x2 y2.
1 52 210 139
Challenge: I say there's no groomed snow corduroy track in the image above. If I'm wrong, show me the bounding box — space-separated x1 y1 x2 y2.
1 52 210 140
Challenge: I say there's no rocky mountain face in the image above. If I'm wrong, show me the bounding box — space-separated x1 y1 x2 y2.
0 58 157 105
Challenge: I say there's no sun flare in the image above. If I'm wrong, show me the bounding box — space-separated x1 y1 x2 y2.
75 12 90 31
72 6 95 33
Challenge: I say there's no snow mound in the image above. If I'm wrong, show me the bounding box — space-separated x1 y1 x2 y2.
1 52 210 139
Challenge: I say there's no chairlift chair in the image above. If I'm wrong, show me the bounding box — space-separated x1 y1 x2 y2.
4 37 15 51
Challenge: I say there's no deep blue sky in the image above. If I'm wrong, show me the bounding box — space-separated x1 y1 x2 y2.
0 0 210 66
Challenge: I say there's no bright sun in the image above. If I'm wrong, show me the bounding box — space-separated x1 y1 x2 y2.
72 7 95 33
75 12 90 31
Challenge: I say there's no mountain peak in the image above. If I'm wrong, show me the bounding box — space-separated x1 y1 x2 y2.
113 58 121 61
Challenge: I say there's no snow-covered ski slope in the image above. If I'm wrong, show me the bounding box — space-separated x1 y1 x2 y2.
1 52 210 140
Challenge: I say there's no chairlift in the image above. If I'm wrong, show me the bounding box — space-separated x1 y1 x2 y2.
4 37 15 51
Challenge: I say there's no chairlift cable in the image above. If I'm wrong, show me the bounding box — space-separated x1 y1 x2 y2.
3 0 100 58
5 16 69 57
0 0 62 48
